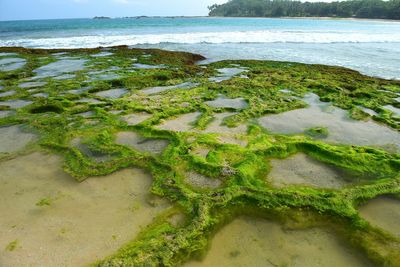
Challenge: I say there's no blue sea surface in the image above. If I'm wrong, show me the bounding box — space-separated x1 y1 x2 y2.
0 17 400 79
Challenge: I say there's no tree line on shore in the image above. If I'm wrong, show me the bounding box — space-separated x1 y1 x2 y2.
208 0 400 20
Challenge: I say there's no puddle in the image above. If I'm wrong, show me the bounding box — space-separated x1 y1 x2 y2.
132 63 166 69
93 73 121 81
0 100 33 109
19 82 48 89
0 125 36 153
0 90 16 98
0 57 26 71
75 111 95 118
205 95 248 110
185 217 372 267
383 105 400 116
208 67 247 83
0 110 14 118
91 52 113 57
0 152 169 267
52 52 68 57
109 110 123 115
203 113 247 135
184 171 222 189
75 98 103 104
115 131 169 155
33 59 87 79
358 106 378 116
268 153 352 189
95 88 128 99
279 89 292 93
88 70 121 81
0 52 18 57
122 113 152 125
359 196 400 238
71 138 112 163
157 112 201 132
259 93 400 151
68 86 91 95
140 82 199 95
32 93 49 98
191 147 210 158
53 74 76 80
157 112 247 138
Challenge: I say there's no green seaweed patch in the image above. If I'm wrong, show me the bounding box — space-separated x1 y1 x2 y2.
305 127 329 139
30 103 64 114
36 197 52 207
5 240 19 252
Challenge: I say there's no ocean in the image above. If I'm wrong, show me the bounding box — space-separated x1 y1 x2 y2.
1 17 400 79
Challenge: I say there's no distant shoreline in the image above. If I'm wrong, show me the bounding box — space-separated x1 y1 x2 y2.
2 15 400 23
208 16 400 23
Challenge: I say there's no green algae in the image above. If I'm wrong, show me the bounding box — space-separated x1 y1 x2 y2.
305 126 329 139
0 46 399 266
5 240 19 252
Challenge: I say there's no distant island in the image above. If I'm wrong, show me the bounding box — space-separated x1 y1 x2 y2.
208 0 400 20
93 16 111 20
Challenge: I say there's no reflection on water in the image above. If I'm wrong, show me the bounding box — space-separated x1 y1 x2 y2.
132 63 166 69
259 93 400 151
19 81 47 88
0 57 26 72
91 52 113 57
33 59 87 79
0 90 16 98
383 105 400 116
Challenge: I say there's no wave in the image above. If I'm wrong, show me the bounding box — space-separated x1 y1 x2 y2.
1 30 400 48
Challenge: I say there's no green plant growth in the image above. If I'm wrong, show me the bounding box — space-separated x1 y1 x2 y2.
36 197 52 207
0 46 399 266
305 127 329 139
5 240 19 252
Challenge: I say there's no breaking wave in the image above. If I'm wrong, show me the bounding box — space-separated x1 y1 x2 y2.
1 30 400 48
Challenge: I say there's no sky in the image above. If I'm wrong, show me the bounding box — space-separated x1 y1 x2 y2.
0 0 230 21
0 0 335 21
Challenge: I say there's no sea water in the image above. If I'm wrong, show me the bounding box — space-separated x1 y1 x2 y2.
0 17 400 79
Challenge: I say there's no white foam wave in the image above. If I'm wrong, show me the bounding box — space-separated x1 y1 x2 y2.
1 30 400 48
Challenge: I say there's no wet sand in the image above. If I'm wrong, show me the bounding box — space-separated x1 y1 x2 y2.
185 217 373 267
0 152 169 267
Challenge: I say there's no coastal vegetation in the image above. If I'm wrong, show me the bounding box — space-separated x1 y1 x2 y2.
208 0 400 20
0 46 399 266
